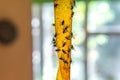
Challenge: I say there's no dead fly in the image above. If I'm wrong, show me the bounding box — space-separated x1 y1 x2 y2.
61 20 64 25
67 54 70 58
53 41 56 47
56 48 61 52
71 32 75 39
62 49 67 54
71 32 73 37
71 45 74 49
63 26 69 33
53 44 56 47
52 36 56 42
71 5 73 10
71 12 74 17
73 0 76 7
54 4 58 7
52 23 55 26
62 42 66 47
70 58 72 63
52 37 55 42
68 48 71 53
63 60 68 64
52 38 56 47
65 35 71 40
52 41 56 45
52 33 57 47
54 33 57 37
59 57 64 60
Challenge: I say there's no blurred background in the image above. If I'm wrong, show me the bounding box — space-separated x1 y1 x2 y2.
31 0 120 80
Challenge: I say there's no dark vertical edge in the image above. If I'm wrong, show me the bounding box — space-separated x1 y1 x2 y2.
84 1 89 80
39 4 43 80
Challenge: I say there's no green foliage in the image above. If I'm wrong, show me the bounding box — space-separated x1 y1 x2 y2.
32 0 119 3
32 0 53 3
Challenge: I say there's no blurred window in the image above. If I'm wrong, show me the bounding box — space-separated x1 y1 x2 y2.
32 0 120 80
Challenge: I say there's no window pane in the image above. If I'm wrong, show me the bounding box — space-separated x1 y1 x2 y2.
88 1 120 33
42 3 57 80
71 1 85 80
32 3 41 80
88 35 120 80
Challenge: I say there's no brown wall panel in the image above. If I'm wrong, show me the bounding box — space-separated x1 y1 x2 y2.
0 0 32 80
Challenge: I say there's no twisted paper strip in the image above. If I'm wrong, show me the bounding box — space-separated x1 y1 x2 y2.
54 0 74 80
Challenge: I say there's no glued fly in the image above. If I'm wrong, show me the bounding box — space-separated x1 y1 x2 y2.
71 0 75 7
52 37 56 47
68 48 71 52
53 44 56 47
70 58 72 63
61 20 64 25
59 57 64 60
65 35 71 40
71 45 74 50
53 41 56 47
71 32 74 38
52 33 58 47
63 26 69 33
62 49 67 54
52 23 55 26
71 5 73 10
52 37 55 42
56 49 61 52
71 12 74 17
54 33 57 37
54 4 58 7
62 42 66 47
71 32 75 39
53 42 56 47
71 32 73 37
63 60 68 64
